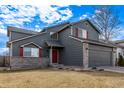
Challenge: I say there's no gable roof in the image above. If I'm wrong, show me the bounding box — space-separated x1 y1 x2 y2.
20 42 42 48
46 40 64 48
7 26 38 36
9 23 69 43
71 19 101 34
8 19 101 44
9 31 47 43
42 22 70 34
69 36 116 48
52 19 101 35
113 40 124 44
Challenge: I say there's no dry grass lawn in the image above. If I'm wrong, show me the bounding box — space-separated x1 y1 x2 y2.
0 68 124 88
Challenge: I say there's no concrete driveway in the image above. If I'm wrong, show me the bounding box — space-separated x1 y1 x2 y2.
97 66 124 74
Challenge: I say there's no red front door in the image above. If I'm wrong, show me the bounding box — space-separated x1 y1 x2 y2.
52 49 58 63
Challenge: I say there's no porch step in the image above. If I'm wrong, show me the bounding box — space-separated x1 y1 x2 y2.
50 64 89 71
50 64 64 68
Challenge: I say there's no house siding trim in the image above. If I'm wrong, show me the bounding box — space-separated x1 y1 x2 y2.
9 31 47 43
83 43 89 68
69 36 116 48
112 48 116 66
20 42 42 48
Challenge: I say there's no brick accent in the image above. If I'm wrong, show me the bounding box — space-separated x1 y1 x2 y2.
10 57 49 70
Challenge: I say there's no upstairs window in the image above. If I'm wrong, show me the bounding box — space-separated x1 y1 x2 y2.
50 32 58 40
75 28 88 39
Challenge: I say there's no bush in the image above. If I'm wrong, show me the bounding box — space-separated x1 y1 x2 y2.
118 55 124 66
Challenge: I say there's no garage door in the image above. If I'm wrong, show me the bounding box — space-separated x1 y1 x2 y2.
89 45 112 67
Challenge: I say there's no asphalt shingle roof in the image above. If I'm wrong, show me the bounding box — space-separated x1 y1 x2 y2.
46 40 64 48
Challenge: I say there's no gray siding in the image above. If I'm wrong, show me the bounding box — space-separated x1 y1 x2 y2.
72 21 99 41
11 31 34 41
89 44 113 67
10 20 102 67
59 27 83 66
12 33 51 57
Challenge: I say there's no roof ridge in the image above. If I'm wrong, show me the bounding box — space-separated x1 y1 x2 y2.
7 26 39 36
43 22 70 30
9 31 47 43
8 26 38 32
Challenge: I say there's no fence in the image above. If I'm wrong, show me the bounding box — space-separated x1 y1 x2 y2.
0 56 10 67
0 56 49 70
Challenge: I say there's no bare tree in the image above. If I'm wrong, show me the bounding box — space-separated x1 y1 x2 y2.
92 6 121 41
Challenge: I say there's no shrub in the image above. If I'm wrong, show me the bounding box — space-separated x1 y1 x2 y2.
118 55 124 66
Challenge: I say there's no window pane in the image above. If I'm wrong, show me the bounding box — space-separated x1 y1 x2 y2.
24 47 31 52
78 29 83 38
51 34 58 39
82 29 87 39
24 48 31 57
31 48 39 57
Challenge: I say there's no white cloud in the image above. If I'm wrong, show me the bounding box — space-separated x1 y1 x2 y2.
59 8 73 21
37 5 73 24
80 14 88 19
0 5 73 35
0 5 37 26
34 25 41 32
0 22 7 34
0 5 73 25
95 10 102 14
0 48 9 55
0 28 7 35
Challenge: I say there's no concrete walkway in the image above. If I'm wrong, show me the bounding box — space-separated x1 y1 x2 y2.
0 67 10 71
97 66 124 74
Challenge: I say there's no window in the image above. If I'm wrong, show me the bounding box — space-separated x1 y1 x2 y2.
75 28 87 39
23 47 39 57
51 33 58 40
78 28 83 38
82 29 87 39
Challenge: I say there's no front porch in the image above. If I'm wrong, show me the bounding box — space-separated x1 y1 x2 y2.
45 40 64 65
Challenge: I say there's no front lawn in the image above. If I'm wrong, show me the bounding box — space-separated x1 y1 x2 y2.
0 69 124 88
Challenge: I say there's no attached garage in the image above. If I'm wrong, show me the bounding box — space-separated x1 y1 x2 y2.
89 44 113 67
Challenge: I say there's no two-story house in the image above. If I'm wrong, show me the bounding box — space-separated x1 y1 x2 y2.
7 19 116 69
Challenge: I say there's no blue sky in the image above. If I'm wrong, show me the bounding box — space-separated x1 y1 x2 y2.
0 5 124 53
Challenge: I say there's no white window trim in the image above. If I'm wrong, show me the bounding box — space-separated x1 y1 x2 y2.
77 28 87 39
23 47 39 57
21 42 41 48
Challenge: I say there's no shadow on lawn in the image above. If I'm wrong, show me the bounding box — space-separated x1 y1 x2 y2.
82 71 124 77
0 68 124 77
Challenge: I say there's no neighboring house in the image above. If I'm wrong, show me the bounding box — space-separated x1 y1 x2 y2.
114 40 124 59
7 19 116 69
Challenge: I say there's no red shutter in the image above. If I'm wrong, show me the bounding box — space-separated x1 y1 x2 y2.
75 28 78 37
39 48 42 57
20 47 23 57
